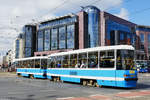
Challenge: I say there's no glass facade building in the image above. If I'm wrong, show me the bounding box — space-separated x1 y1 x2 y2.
24 25 36 57
106 19 135 46
37 15 78 52
82 6 100 48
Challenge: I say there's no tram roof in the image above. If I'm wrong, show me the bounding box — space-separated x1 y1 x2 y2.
14 56 48 61
48 45 135 57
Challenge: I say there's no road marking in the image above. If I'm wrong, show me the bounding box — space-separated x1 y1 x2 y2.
56 97 74 100
89 94 111 100
115 90 150 98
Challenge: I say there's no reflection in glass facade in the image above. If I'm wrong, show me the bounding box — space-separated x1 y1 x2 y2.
140 34 144 43
120 33 124 40
24 25 36 57
106 20 134 45
39 16 77 30
25 48 31 57
67 24 75 49
44 29 50 51
148 34 150 53
83 6 100 48
37 15 77 52
140 34 144 50
59 26 66 49
51 28 58 50
38 31 43 51
25 27 32 47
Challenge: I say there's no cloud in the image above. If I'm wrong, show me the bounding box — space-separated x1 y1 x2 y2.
115 8 129 20
0 0 124 62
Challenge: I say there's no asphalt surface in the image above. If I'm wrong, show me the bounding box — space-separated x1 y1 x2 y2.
0 73 150 100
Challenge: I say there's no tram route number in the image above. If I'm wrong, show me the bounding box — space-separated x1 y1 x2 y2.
70 71 77 75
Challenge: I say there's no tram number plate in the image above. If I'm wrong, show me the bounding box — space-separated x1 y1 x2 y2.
129 70 135 74
70 71 77 75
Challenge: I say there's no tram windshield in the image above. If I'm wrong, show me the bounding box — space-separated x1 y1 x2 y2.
117 50 134 70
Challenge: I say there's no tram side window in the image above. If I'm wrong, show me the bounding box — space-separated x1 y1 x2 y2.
78 53 88 68
70 54 77 68
47 59 51 68
26 60 29 68
49 57 56 68
19 61 23 68
62 55 70 68
23 61 27 68
16 61 20 68
56 56 62 68
100 50 115 68
35 59 40 68
88 52 98 68
41 59 47 69
28 60 34 68
30 59 34 68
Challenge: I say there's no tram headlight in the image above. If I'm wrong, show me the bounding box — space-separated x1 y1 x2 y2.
124 74 128 77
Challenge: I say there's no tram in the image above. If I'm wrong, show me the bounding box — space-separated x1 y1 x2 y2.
15 56 47 79
47 45 138 88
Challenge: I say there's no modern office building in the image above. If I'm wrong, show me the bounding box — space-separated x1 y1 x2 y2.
78 6 136 49
34 14 78 56
34 6 136 56
23 24 36 57
135 25 150 65
14 33 24 59
14 5 150 66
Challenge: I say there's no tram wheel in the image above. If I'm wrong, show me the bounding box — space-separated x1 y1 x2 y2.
93 82 99 87
54 78 57 82
30 75 34 79
83 80 87 86
17 73 21 77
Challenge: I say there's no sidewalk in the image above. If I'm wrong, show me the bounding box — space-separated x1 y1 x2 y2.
0 72 16 77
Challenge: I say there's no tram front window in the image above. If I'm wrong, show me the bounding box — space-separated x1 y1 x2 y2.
117 50 134 70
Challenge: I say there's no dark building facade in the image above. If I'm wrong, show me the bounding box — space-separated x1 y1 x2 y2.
23 25 36 57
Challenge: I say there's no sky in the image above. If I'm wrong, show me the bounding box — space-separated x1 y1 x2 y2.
0 0 150 63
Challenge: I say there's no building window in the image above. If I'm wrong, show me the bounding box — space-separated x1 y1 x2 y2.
51 28 58 50
25 27 32 48
15 39 20 58
44 29 50 51
140 34 144 43
140 33 144 50
25 48 31 57
59 26 66 49
37 31 44 51
67 24 75 49
120 33 124 40
106 20 131 46
148 34 150 53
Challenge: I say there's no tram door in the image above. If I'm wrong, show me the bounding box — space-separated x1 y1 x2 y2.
100 50 116 86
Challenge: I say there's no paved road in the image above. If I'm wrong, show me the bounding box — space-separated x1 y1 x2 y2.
0 73 150 100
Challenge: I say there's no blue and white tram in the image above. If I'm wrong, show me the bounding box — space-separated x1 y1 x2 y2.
47 45 138 88
15 56 47 79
